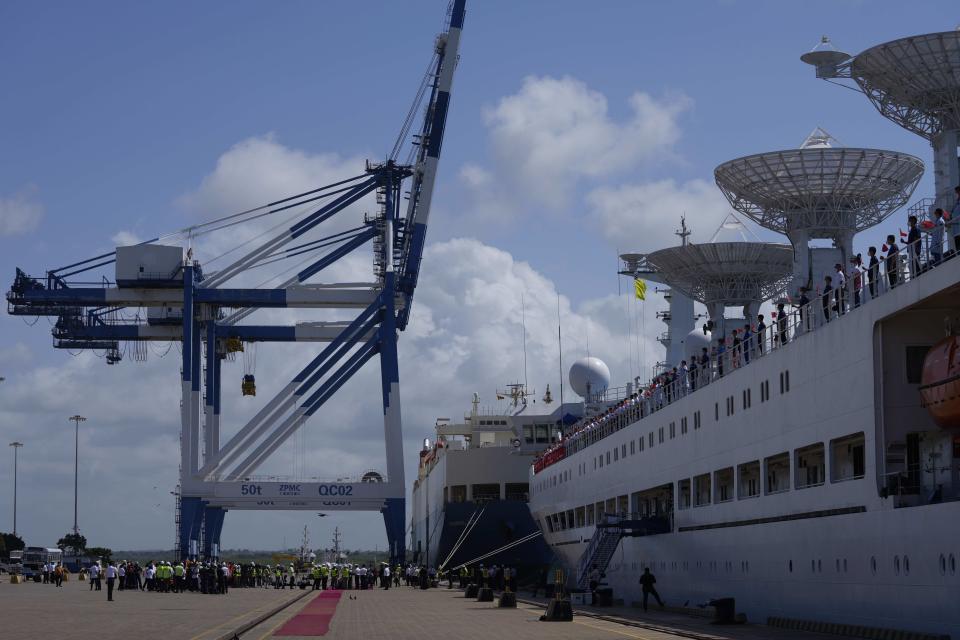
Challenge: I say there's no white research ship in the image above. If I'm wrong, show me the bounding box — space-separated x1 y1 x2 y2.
529 30 960 638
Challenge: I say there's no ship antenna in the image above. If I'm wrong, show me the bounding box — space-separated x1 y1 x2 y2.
521 293 529 395
557 293 565 408
677 215 691 246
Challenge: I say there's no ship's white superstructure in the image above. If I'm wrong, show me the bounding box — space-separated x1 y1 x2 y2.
530 28 960 638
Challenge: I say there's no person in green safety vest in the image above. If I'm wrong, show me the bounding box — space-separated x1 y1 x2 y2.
174 562 185 593
319 564 329 590
274 565 283 589
311 565 321 590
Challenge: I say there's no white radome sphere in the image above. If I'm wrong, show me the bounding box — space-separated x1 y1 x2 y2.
569 357 611 398
685 329 711 360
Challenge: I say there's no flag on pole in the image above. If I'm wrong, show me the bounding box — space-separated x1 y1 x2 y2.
634 278 647 301
899 228 907 238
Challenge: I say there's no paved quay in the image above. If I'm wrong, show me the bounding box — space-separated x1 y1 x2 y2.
0 578 307 640
2 579 843 640
242 587 841 640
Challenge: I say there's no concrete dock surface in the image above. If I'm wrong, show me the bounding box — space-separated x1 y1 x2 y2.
1 579 851 640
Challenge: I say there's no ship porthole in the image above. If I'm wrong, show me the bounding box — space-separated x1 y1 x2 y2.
870 556 877 575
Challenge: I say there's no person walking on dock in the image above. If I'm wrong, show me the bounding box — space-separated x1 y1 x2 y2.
106 561 118 602
638 567 664 612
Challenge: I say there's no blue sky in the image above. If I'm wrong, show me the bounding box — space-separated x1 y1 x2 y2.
0 1 955 552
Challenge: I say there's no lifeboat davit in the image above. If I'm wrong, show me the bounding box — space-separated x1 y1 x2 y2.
919 335 960 430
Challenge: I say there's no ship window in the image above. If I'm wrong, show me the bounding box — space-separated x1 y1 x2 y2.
681 417 687 434
523 425 534 444
506 483 528 501
903 555 910 575
894 555 900 575
785 370 790 392
638 438 644 452
714 467 734 503
830 432 865 482
747 388 751 407
586 503 595 526
678 478 691 510
449 485 467 503
594 457 598 470
779 372 784 394
630 440 635 455
535 425 549 444
544 517 553 533
742 390 747 410
764 452 790 494
669 422 675 439
658 427 664 443
950 554 956 575
622 444 627 458
870 556 877 575
693 473 711 507
715 403 719 421
738 461 760 499
606 451 611 465
575 506 585 528
795 443 825 489
614 448 619 462
599 456 603 468
694 411 701 429
618 495 629 514
596 501 605 520
649 432 654 447
905 345 931 384
788 560 793 573
567 509 575 529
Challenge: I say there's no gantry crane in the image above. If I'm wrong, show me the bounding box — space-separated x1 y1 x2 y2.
6 0 466 564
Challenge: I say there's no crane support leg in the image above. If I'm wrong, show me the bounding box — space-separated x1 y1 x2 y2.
179 496 204 561
202 505 226 560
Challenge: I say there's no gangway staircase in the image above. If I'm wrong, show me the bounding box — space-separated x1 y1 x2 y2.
576 514 671 590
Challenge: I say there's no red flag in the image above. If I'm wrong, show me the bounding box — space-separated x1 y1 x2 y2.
770 311 776 319
882 243 889 252
944 211 951 221
920 220 934 230
899 228 907 238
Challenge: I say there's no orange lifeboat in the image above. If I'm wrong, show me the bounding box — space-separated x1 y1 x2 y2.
920 335 960 430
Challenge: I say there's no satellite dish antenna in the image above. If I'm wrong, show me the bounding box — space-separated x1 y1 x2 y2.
800 36 851 78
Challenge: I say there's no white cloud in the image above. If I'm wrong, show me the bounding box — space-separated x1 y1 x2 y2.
111 230 142 246
0 136 670 552
479 76 692 208
587 178 732 252
0 185 44 236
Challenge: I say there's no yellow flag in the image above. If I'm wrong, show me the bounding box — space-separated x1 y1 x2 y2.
634 277 646 301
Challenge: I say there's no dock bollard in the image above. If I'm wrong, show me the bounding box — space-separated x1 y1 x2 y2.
464 583 478 598
498 587 517 608
476 587 494 602
539 568 572 622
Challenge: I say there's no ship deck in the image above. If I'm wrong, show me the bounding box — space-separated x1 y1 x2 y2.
3 578 848 640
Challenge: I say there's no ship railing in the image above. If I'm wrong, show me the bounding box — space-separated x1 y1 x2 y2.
533 219 959 474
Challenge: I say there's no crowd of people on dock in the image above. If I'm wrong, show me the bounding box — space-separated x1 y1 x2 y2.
70 558 509 601
536 192 960 473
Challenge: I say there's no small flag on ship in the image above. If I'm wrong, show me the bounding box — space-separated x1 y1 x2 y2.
634 277 647 301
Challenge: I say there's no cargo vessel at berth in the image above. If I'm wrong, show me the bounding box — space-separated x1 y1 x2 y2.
529 29 960 637
410 384 584 576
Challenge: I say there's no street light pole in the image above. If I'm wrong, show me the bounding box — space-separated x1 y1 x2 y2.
68 415 86 535
9 442 23 537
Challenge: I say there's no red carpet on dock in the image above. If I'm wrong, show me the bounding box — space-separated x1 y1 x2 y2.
274 590 343 637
